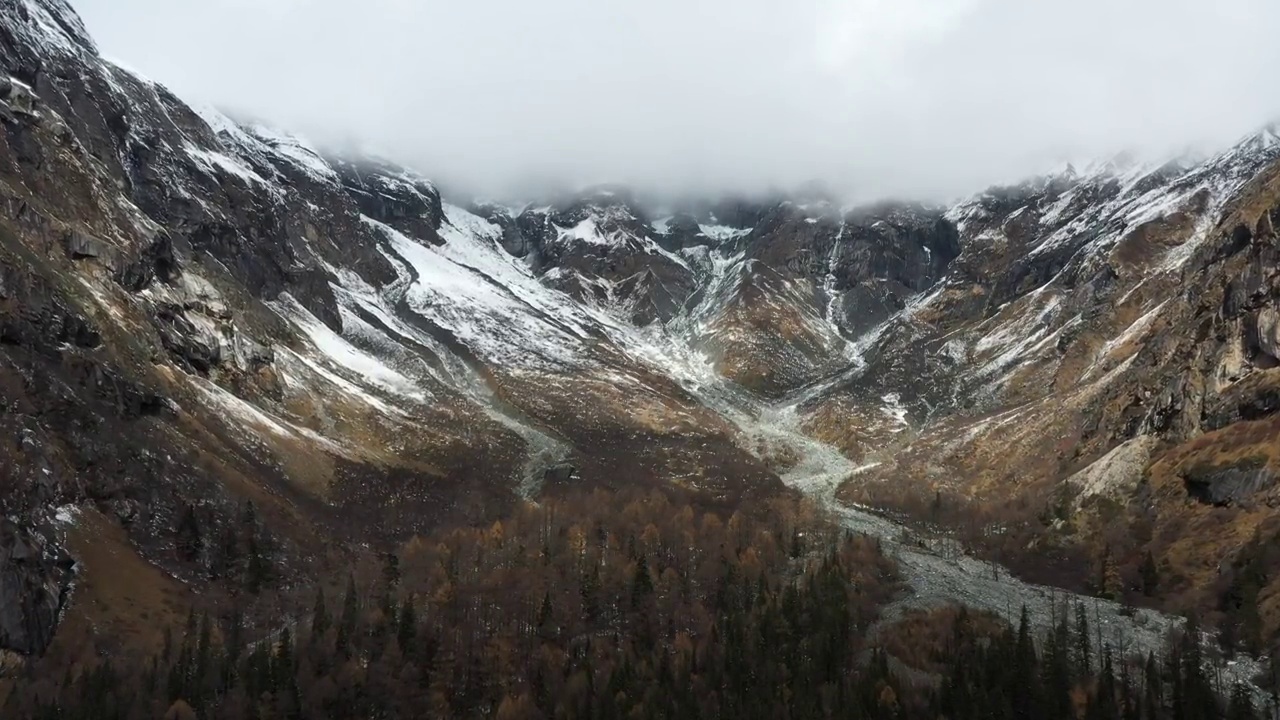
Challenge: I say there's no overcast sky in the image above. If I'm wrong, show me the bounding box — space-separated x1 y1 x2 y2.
73 0 1280 202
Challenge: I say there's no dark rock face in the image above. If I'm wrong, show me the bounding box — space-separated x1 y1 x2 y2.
657 200 965 396
733 202 960 337
481 191 969 356
840 207 961 291
1204 369 1280 430
332 157 444 244
472 204 539 259
651 213 705 252
154 304 221 374
542 463 578 488
0 0 541 657
832 206 960 335
0 253 101 351
0 520 73 655
473 194 962 349
1183 457 1275 507
114 232 177 292
476 197 701 325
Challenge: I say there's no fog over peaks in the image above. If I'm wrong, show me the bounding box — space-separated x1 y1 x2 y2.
75 0 1280 203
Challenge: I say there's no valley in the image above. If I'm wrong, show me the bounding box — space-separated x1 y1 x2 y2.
3 0 1280 715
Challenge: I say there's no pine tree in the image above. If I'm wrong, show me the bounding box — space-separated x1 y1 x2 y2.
631 555 654 607
245 534 269 595
192 612 212 707
1227 682 1256 720
212 524 240 581
1143 652 1162 719
312 586 329 636
223 607 244 689
1177 615 1217 720
245 644 271 703
1075 602 1092 678
1092 647 1118 720
275 625 294 690
228 606 246 659
1012 605 1038 719
581 565 600 621
382 552 400 589
1219 531 1275 661
1120 654 1136 720
1042 608 1073 719
336 575 359 658
1098 546 1122 600
176 504 203 563
536 591 553 635
1140 551 1160 597
162 626 174 663
396 595 416 654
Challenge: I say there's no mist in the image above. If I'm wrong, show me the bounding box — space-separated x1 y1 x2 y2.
73 0 1280 203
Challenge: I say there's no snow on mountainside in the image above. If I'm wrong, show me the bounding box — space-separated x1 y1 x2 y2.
801 119 1280 620
6 0 1280 668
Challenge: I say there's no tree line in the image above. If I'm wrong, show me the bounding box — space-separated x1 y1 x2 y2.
3 487 1261 719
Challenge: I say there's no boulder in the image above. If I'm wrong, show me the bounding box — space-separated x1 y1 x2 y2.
0 77 38 118
63 229 114 262
1257 307 1280 361
1068 435 1159 506
154 306 222 374
543 464 579 486
114 232 177 292
1182 457 1276 507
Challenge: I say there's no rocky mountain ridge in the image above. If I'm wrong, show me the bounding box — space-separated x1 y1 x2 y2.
3 0 1280 664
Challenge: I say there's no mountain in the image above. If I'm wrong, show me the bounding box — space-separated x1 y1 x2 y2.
2 0 1280 674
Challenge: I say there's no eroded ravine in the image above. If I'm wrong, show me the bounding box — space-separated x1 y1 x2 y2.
760 395 1267 691
641 315 1266 689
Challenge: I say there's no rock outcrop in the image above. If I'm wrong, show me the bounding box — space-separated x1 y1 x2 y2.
0 520 72 655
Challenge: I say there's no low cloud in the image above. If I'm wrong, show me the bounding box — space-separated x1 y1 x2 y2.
75 0 1280 202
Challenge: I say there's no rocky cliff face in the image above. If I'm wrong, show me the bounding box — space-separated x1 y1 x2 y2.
0 0 787 655
2 0 1280 659
807 130 1280 616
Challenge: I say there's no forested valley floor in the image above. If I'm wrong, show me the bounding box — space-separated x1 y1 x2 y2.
2 489 1266 720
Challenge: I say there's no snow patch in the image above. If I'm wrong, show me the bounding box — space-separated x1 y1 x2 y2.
699 224 752 241
880 393 910 431
248 125 338 181
53 504 80 526
556 217 616 246
184 143 271 188
972 293 1066 378
1087 300 1167 377
15 0 86 56
371 209 599 369
275 295 427 405
193 377 346 453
